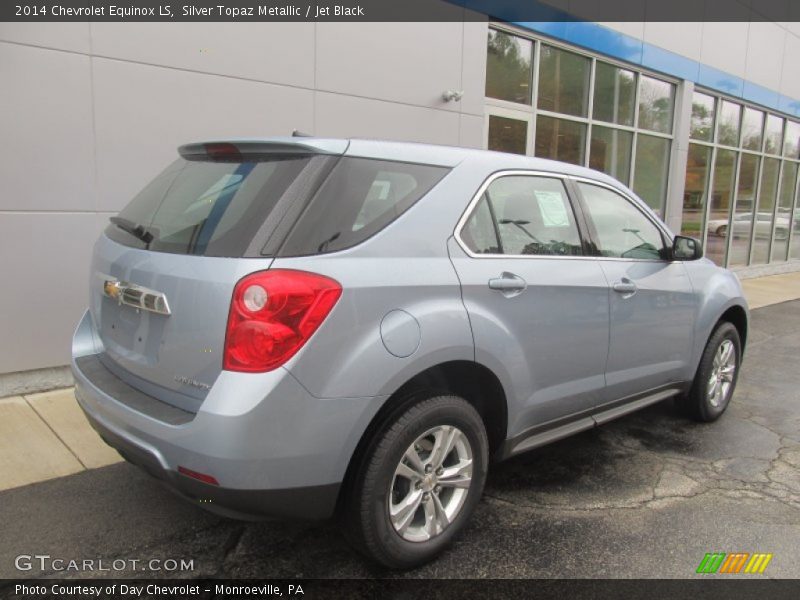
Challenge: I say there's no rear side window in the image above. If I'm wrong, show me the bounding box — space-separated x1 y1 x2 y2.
106 155 314 257
461 175 583 256
277 158 449 256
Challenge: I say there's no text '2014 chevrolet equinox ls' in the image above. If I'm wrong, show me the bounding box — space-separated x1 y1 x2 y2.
72 138 748 568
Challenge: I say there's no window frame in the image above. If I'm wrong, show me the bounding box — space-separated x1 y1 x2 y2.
454 170 594 259
571 177 674 263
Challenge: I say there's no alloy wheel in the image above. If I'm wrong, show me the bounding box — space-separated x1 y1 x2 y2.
708 339 736 408
388 425 473 542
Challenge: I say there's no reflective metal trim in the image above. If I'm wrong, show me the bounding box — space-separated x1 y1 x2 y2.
453 169 596 261
102 276 171 316
453 169 673 263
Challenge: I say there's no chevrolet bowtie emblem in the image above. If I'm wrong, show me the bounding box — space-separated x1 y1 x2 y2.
101 276 171 316
103 280 122 300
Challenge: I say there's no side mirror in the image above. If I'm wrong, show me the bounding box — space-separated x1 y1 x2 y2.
672 235 703 261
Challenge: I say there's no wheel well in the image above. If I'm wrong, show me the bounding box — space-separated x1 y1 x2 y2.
336 361 507 514
718 305 748 352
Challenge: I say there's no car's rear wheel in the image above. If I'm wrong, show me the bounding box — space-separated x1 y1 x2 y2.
775 227 788 241
678 322 741 422
716 225 728 237
343 394 488 569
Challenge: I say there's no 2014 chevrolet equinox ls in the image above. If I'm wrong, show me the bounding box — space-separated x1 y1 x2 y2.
72 138 748 568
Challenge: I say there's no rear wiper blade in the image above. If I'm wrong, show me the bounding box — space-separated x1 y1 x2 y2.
110 216 154 244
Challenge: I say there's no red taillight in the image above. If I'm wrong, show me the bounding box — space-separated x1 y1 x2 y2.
223 269 342 373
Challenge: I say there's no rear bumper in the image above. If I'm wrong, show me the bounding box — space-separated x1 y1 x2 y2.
71 310 385 520
79 405 339 520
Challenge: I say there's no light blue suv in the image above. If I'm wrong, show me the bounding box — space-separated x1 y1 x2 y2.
72 137 748 568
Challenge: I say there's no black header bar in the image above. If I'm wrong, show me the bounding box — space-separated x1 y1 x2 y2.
3 579 800 600
2 0 799 23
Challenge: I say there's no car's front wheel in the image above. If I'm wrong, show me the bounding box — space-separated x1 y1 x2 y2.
679 321 741 422
344 394 488 569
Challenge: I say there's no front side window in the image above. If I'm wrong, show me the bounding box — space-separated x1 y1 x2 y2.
578 182 666 260
462 175 582 256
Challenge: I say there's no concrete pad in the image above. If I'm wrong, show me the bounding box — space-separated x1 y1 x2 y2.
0 396 83 490
26 388 122 469
741 271 800 309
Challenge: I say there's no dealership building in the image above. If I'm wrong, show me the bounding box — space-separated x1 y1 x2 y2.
1 2 799 390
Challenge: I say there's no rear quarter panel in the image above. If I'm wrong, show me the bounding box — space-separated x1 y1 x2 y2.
273 254 475 399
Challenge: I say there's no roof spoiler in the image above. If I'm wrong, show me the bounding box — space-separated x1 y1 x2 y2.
178 139 348 160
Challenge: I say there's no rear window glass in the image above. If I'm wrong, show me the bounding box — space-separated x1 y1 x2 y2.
106 155 313 257
277 158 449 256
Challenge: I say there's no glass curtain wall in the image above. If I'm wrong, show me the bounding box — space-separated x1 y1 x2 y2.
681 89 800 267
485 27 676 215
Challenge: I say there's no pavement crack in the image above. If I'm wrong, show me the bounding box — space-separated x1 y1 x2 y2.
220 524 247 565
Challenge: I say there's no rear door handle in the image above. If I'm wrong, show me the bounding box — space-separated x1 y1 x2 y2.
612 278 637 296
488 272 527 297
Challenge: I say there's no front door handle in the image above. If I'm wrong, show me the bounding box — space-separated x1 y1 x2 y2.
612 278 637 296
488 272 527 297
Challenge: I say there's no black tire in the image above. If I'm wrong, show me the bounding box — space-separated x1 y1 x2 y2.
343 394 488 569
678 321 741 422
775 228 788 241
716 225 728 237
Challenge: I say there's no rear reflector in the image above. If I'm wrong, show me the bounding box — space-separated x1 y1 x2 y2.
223 269 342 373
178 466 219 486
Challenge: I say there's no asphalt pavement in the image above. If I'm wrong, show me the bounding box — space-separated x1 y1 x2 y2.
2 300 798 580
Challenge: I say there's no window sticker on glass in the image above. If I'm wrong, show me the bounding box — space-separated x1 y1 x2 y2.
535 191 570 227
